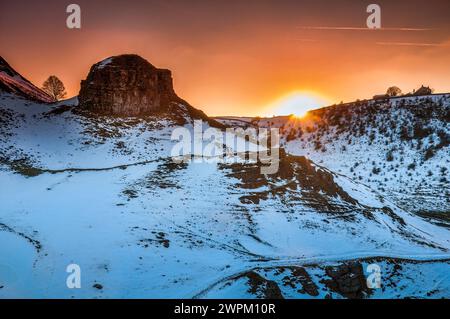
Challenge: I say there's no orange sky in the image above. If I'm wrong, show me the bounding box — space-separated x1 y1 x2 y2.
1 0 449 116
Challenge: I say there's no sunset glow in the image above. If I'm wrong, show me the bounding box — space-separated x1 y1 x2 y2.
1 0 449 116
264 91 331 117
1 0 449 302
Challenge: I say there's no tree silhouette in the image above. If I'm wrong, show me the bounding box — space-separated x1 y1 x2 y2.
386 86 402 97
42 76 67 101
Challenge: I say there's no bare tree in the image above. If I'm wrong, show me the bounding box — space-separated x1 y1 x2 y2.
386 86 402 97
42 76 67 101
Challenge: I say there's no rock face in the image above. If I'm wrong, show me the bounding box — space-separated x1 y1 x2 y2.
78 55 178 116
243 271 284 299
322 262 370 299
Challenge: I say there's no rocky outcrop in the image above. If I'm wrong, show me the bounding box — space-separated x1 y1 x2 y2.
243 271 284 299
286 267 319 296
321 262 370 299
78 54 226 129
219 151 362 216
78 55 177 116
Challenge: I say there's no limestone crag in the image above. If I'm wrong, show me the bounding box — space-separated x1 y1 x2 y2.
78 55 177 116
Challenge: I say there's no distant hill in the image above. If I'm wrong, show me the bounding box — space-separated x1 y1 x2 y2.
216 95 450 220
0 56 54 103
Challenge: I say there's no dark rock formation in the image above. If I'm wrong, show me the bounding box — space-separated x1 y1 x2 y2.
321 262 370 299
0 57 16 77
219 151 362 216
78 54 226 129
92 283 103 290
285 267 319 296
79 55 177 116
243 271 284 299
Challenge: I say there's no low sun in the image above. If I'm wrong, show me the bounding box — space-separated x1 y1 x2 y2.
264 91 330 118
293 108 310 118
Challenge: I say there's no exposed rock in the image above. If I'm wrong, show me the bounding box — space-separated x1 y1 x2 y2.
79 55 176 116
289 267 319 296
93 283 103 290
219 150 363 218
280 266 320 296
321 262 370 299
78 54 226 129
243 271 284 299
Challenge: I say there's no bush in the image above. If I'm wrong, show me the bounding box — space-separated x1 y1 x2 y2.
413 123 432 139
424 148 435 161
386 150 394 162
400 127 411 141
386 86 402 97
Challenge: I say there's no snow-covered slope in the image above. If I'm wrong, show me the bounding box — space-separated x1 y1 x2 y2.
263 95 450 222
0 93 449 299
0 57 54 103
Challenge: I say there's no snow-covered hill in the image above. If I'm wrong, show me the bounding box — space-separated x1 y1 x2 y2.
228 96 449 223
0 57 54 103
0 93 449 299
0 56 449 299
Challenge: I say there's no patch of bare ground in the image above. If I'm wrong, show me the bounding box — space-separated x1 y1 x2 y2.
416 211 450 229
122 158 188 200
242 271 284 299
320 261 371 299
276 266 319 297
0 155 43 177
219 150 368 221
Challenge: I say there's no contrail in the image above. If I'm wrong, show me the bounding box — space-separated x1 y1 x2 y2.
376 42 445 47
297 26 433 31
